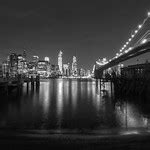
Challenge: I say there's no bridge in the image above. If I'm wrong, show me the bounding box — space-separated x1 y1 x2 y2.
94 12 150 78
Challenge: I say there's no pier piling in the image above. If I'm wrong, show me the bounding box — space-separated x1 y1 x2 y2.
31 76 34 91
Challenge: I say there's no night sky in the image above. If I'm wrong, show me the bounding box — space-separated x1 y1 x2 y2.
0 0 150 69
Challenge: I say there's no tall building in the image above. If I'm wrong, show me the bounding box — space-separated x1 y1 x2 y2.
37 61 48 78
32 56 39 63
86 70 91 77
44 57 51 76
63 63 70 76
17 54 24 74
27 56 39 76
79 68 85 77
72 56 77 76
23 50 27 60
50 64 60 78
9 53 18 76
9 53 18 67
58 51 63 74
17 54 28 75
2 61 9 77
44 57 50 62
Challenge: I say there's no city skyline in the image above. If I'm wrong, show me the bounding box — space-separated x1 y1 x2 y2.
1 50 92 78
1 1 150 69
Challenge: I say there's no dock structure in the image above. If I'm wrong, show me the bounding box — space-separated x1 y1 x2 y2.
112 76 150 98
0 75 40 95
96 78 114 98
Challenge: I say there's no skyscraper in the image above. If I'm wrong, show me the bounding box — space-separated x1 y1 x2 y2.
72 56 77 76
23 50 27 60
17 54 24 74
9 53 18 76
32 56 39 63
58 51 63 74
63 63 69 76
44 57 50 62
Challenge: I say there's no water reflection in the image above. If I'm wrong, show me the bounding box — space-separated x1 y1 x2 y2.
41 81 50 117
56 79 63 127
0 79 150 133
115 102 149 128
63 79 69 106
71 80 78 112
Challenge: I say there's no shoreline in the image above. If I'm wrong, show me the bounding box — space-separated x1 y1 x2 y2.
0 129 150 149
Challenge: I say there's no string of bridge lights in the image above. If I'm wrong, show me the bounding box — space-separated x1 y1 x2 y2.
96 12 150 66
108 11 150 63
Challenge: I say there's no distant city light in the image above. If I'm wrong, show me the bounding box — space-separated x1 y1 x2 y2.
138 24 142 29
128 47 132 51
141 39 147 44
111 10 149 67
92 65 96 74
33 56 39 59
58 51 63 74
121 64 124 67
96 61 104 66
44 57 50 62
103 58 107 62
96 57 108 66
131 34 135 38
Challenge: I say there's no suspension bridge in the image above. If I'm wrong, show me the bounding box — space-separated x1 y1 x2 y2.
94 12 150 78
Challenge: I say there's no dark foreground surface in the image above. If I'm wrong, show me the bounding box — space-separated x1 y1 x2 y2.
0 130 150 150
1 79 150 149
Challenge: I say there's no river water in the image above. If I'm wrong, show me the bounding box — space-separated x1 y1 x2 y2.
0 79 150 134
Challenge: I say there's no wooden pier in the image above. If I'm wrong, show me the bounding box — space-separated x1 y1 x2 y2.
0 75 40 95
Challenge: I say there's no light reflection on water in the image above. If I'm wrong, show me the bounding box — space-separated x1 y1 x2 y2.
71 80 78 112
115 102 149 128
42 81 50 117
0 79 150 133
56 79 63 127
